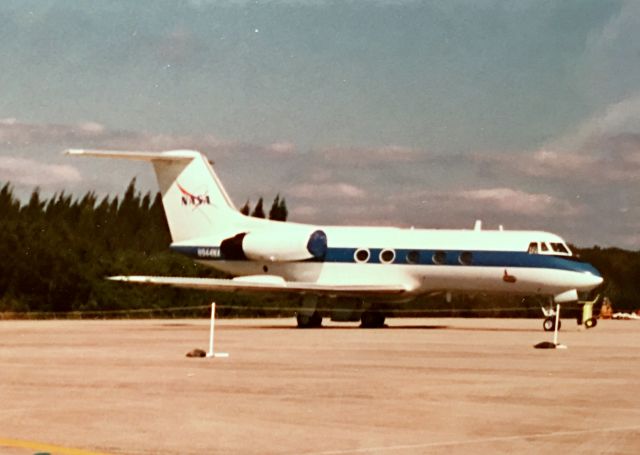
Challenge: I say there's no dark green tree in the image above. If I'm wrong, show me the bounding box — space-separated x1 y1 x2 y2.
251 197 265 218
240 200 251 216
268 194 288 221
269 195 280 220
278 197 288 221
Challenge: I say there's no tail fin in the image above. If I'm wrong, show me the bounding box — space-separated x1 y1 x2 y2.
67 149 248 242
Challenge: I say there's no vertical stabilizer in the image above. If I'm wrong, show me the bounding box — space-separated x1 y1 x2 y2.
66 149 249 242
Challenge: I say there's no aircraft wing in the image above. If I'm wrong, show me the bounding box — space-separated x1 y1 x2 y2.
108 275 411 297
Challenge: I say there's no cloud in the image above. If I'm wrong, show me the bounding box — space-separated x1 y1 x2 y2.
266 141 297 155
77 122 106 134
475 93 640 184
0 119 108 147
320 145 421 165
187 0 343 7
454 187 581 216
0 118 231 152
474 149 599 180
564 92 640 150
290 182 367 199
0 117 635 247
393 187 581 219
0 119 312 166
290 204 319 218
581 1 640 105
463 91 640 247
0 156 82 186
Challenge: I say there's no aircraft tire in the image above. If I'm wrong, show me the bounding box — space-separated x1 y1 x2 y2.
543 317 561 332
360 311 385 328
296 311 322 328
585 318 597 329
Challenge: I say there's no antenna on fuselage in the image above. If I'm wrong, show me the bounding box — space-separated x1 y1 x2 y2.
474 220 482 231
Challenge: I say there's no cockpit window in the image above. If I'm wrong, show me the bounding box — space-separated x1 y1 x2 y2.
551 242 569 254
529 240 571 256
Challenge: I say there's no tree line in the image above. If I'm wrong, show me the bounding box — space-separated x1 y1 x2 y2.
0 181 293 318
0 181 637 318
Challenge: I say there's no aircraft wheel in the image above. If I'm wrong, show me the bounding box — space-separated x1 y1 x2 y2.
543 317 561 332
360 311 385 328
585 318 597 329
296 311 322 328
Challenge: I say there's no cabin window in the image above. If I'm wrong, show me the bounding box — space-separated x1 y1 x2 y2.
354 248 370 263
406 250 420 264
540 242 549 252
459 251 473 265
432 251 447 265
380 249 395 264
527 242 538 254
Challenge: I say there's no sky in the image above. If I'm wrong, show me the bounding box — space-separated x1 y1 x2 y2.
0 0 638 249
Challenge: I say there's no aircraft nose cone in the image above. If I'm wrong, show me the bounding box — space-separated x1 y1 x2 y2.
590 274 604 288
584 264 604 289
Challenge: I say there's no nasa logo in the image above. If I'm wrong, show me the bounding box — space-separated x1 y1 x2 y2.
177 183 211 207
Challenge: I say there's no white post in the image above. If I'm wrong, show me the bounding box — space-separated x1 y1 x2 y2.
553 303 560 345
207 302 216 357
553 303 568 348
206 302 229 359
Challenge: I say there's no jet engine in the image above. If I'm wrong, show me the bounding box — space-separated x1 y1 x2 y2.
220 228 327 262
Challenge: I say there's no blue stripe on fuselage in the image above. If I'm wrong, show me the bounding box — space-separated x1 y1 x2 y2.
322 248 600 276
170 245 601 277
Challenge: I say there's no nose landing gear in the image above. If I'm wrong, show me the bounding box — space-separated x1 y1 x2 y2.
543 317 561 332
541 294 601 331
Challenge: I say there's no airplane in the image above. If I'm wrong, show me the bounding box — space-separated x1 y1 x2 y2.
66 149 604 329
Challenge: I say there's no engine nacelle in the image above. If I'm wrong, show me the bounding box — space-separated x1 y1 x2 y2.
220 228 327 262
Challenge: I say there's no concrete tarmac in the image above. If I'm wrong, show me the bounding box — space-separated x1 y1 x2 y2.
1 318 640 454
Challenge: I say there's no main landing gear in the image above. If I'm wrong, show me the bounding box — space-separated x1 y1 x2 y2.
296 310 322 328
295 310 387 328
295 294 388 328
360 310 386 328
296 295 322 328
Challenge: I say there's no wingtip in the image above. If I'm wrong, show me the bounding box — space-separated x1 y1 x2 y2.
107 276 127 282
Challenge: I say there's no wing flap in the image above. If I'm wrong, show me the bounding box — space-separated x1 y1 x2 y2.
108 275 410 296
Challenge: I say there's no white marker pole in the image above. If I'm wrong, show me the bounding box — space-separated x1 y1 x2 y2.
553 303 567 349
206 302 229 358
553 303 560 345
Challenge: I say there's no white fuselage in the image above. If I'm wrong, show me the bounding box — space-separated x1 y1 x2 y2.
176 220 603 301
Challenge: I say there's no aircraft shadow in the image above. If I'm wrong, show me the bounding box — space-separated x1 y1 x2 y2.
226 324 450 330
220 323 555 333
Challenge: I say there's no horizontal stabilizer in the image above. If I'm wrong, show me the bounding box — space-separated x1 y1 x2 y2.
65 149 198 162
108 275 410 297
